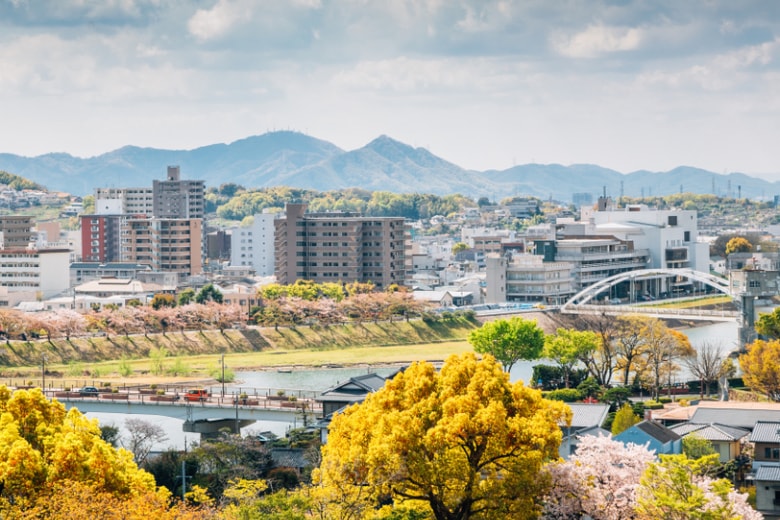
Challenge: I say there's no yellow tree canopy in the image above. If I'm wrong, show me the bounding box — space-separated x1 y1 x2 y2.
0 387 159 513
740 339 780 401
318 353 571 520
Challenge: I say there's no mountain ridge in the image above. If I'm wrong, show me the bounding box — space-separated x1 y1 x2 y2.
1 131 777 201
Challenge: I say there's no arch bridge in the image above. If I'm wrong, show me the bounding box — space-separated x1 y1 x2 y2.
560 268 740 322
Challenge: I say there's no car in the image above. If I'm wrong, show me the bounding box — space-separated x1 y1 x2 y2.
79 386 100 397
609 298 622 305
184 388 210 402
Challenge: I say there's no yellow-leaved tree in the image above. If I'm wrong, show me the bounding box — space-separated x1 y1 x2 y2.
317 353 571 520
0 387 204 518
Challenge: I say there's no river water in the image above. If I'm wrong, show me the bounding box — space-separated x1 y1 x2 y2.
87 320 742 451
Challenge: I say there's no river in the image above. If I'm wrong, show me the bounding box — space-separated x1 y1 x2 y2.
87 320 742 452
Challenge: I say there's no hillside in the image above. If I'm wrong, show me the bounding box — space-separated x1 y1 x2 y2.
1 131 778 201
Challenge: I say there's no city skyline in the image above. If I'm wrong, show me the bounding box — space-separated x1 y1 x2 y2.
1 1 779 178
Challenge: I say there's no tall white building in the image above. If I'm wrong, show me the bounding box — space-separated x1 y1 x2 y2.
230 212 276 276
94 187 154 216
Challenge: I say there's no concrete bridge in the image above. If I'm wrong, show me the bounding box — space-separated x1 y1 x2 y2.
53 391 322 436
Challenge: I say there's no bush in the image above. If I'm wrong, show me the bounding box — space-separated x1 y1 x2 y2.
643 400 664 410
658 397 672 404
118 358 133 377
545 388 582 402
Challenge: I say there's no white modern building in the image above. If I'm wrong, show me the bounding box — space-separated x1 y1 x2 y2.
230 211 276 276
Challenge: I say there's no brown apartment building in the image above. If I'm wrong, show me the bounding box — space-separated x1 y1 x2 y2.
274 203 407 289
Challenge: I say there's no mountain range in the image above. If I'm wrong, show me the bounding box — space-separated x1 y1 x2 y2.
0 131 778 202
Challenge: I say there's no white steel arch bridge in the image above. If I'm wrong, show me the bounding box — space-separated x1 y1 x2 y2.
560 268 740 322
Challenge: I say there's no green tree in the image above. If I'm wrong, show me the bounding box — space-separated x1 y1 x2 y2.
318 353 571 520
756 307 780 339
468 317 545 372
451 242 469 256
544 328 599 388
177 288 196 306
635 454 757 519
611 403 641 435
195 283 223 304
682 434 717 460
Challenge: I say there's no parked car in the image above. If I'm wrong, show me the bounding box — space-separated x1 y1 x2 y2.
79 386 100 397
184 388 210 402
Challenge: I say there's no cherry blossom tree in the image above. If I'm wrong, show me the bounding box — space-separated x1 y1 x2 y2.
544 434 655 520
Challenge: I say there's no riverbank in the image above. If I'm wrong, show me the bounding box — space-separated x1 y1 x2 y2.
0 317 479 386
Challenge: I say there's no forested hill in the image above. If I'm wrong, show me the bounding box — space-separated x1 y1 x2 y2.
0 170 46 191
1 131 778 201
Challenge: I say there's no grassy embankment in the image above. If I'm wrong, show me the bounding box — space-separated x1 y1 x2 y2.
638 295 734 310
0 316 479 387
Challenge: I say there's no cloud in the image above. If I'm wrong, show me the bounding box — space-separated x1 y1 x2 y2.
188 0 250 41
551 24 644 58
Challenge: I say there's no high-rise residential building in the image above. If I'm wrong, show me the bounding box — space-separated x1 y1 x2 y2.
230 211 276 276
86 166 206 278
0 216 34 249
94 187 154 216
0 215 69 305
274 203 407 288
152 166 205 219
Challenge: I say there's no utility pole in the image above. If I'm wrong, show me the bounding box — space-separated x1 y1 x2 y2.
41 354 47 396
181 459 187 501
221 353 226 398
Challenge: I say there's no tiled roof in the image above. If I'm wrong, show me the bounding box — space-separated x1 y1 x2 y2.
691 406 780 430
669 422 749 442
636 420 681 444
565 403 610 429
316 373 389 403
750 421 780 443
756 464 780 482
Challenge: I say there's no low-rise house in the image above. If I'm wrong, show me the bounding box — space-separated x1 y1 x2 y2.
751 421 780 470
613 420 682 456
754 464 780 519
689 402 780 431
315 373 393 419
558 427 612 459
668 422 750 463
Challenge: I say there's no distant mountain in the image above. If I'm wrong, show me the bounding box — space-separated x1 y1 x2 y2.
1 131 778 201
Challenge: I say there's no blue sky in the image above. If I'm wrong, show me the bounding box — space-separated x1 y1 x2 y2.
1 0 779 177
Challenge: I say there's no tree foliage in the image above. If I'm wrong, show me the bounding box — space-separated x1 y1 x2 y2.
611 403 641 435
756 307 780 339
544 328 599 388
740 339 780 401
544 434 655 520
319 353 571 520
635 454 760 520
0 387 162 515
724 236 753 255
468 317 545 372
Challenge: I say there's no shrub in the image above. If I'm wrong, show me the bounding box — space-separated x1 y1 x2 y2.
118 358 132 377
545 388 582 402
643 400 664 410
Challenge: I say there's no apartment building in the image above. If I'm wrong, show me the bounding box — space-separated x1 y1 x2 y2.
94 187 154 216
84 166 205 278
274 203 407 289
230 211 276 276
486 254 575 305
0 216 34 249
152 166 205 219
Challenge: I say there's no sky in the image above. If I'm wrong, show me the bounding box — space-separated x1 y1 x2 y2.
1 0 780 177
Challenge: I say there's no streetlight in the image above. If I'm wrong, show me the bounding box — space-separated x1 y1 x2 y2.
221 353 226 398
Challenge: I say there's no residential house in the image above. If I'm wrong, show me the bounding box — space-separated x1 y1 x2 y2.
755 464 780 519
751 421 780 470
668 422 749 463
613 420 682 455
